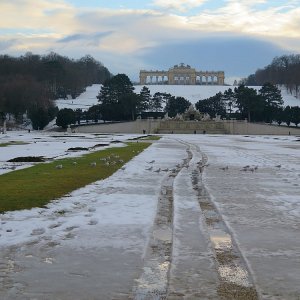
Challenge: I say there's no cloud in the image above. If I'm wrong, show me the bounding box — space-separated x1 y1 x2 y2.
0 39 18 51
0 0 299 79
151 0 207 12
57 31 114 43
136 36 289 78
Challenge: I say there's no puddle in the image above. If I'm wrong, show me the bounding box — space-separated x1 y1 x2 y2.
210 229 232 250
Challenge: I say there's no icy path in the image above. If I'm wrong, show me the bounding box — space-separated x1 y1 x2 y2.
1 134 300 299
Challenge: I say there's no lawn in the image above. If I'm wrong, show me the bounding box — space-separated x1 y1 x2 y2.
0 141 29 147
0 142 150 213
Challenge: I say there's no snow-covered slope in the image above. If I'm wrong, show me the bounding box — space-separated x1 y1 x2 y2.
55 84 300 111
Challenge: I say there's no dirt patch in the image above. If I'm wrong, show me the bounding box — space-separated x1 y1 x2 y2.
8 156 45 162
218 282 258 300
67 147 89 151
206 217 220 226
200 201 214 210
90 143 109 149
216 250 238 264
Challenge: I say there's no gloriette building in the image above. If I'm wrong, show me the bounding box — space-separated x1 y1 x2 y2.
139 63 225 85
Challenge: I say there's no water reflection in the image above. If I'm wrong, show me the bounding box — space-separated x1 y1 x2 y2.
210 229 232 250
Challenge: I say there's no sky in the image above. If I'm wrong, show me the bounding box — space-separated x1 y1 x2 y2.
1 0 300 83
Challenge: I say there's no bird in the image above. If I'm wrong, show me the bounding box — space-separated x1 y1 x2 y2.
90 162 96 167
145 166 153 171
275 164 281 168
220 166 229 171
162 168 169 172
147 160 155 164
72 161 77 166
241 165 250 171
55 164 63 169
154 168 161 173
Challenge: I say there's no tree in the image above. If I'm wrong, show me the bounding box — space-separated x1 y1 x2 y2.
283 106 292 126
97 74 136 121
234 85 264 122
138 86 151 112
56 108 76 128
222 88 236 118
165 96 191 118
151 92 164 112
195 92 226 118
259 83 283 123
87 105 101 123
273 107 284 125
290 106 300 127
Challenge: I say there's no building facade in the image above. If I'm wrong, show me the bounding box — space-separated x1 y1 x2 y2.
139 63 225 85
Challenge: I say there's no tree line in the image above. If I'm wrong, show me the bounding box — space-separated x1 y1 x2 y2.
56 74 192 128
195 83 300 126
0 52 111 129
56 74 300 128
241 54 300 98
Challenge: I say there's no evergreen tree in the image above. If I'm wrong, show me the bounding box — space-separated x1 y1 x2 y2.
151 92 164 112
165 96 191 118
56 108 76 128
234 85 264 122
138 86 151 112
290 106 300 127
259 83 283 123
97 74 136 121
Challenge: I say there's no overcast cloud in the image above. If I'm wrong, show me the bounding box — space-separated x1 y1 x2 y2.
0 0 299 82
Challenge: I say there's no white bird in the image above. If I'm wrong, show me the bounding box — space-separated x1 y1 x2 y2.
55 164 63 169
72 161 77 166
90 162 96 167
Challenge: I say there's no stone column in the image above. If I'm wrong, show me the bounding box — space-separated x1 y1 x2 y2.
190 74 196 85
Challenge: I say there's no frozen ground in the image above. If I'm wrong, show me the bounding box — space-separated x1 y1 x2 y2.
55 84 300 111
0 132 300 299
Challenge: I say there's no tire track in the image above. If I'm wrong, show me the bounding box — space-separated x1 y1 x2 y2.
133 144 192 300
192 147 261 300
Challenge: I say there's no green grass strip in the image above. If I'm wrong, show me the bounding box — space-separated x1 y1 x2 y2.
141 135 161 140
0 142 150 213
0 141 29 147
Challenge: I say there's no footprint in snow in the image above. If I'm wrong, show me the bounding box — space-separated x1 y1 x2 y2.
64 226 79 232
31 228 45 236
48 223 63 229
88 219 98 225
